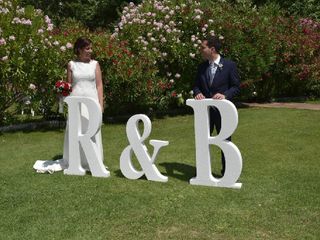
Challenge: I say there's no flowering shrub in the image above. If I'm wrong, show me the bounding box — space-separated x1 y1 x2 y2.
113 0 320 102
0 1 109 123
95 38 169 115
1 0 320 124
113 0 223 107
277 17 320 97
0 0 55 122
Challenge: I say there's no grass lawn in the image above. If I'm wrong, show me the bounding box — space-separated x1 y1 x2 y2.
0 108 319 239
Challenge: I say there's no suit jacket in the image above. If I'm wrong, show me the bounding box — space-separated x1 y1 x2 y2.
193 57 240 100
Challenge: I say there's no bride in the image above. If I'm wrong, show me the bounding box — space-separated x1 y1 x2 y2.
34 37 106 174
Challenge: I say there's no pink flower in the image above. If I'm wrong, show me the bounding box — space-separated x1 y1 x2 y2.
60 46 66 52
44 15 51 24
66 42 73 49
9 35 15 41
29 83 36 90
1 56 8 61
0 38 6 45
47 24 53 31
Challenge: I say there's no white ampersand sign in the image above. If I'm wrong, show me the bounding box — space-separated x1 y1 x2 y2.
120 114 169 182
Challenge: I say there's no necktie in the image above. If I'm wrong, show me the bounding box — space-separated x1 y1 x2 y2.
209 63 217 86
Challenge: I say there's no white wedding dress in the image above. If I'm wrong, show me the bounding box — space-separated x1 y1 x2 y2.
34 60 105 173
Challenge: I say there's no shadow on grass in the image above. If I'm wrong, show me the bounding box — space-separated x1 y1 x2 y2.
113 163 195 182
113 162 222 182
159 162 196 181
52 154 63 160
113 169 148 181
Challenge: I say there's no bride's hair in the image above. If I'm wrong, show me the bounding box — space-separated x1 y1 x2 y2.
74 37 92 55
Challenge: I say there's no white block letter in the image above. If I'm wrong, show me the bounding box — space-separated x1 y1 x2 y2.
120 114 168 182
186 99 242 189
64 96 110 178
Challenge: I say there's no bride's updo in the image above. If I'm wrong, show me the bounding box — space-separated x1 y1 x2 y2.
73 37 92 56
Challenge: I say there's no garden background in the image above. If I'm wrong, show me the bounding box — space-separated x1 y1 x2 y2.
0 1 320 239
1 0 320 125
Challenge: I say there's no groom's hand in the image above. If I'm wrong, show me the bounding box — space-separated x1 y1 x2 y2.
213 93 225 100
195 93 205 100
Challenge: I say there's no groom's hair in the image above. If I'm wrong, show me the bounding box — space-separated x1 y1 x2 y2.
74 37 92 55
206 36 222 53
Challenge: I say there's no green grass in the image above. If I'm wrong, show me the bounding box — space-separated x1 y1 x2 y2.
0 108 319 239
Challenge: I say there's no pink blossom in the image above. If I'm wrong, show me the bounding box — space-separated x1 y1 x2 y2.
12 17 21 24
189 53 196 58
47 24 53 31
9 35 15 41
1 56 8 61
16 7 25 14
29 83 36 90
0 38 6 45
60 46 66 52
38 29 44 34
44 15 51 24
175 73 181 78
22 19 32 25
66 42 73 49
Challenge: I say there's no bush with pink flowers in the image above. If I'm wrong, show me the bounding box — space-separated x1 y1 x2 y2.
0 1 109 124
112 0 320 102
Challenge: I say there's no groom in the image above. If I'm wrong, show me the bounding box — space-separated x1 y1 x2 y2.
193 36 240 176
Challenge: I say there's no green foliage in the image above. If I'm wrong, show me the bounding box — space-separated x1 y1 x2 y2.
20 0 142 29
113 0 320 102
0 1 109 124
97 39 167 115
253 0 320 21
113 0 222 107
0 0 58 123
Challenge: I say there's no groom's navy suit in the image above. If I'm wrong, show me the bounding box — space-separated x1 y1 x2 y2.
193 57 240 174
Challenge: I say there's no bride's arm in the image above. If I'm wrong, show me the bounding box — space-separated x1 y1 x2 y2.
67 62 73 84
95 62 104 112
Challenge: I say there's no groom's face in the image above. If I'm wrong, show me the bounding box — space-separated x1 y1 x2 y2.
200 40 213 60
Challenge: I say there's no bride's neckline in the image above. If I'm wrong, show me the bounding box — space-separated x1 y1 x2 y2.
74 59 92 63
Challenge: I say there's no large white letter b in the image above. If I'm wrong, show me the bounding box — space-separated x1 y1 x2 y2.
186 99 242 189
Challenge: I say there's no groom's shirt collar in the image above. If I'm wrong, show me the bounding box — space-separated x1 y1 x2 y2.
209 54 221 66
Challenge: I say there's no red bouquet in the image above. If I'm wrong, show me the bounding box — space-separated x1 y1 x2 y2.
54 80 72 96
